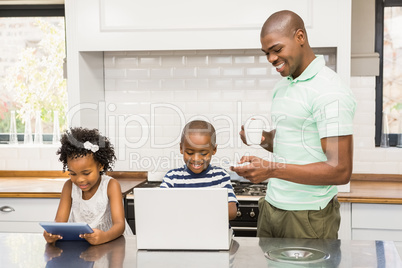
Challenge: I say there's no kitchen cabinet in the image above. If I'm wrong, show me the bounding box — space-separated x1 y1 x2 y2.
338 202 352 240
0 171 147 234
352 203 402 253
67 0 351 52
65 0 351 127
0 198 59 233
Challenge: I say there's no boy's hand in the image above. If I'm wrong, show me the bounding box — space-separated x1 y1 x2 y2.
43 230 62 243
80 228 103 245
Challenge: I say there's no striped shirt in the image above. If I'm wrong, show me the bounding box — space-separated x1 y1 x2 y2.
160 165 238 204
266 55 356 211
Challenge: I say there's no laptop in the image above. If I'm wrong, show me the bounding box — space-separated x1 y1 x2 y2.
134 188 233 250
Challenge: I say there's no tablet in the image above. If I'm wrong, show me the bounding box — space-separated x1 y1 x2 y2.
40 222 93 241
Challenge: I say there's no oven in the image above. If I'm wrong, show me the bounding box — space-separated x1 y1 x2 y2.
229 181 267 237
125 181 267 237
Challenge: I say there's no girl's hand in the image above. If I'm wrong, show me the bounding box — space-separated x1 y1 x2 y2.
43 230 62 243
44 243 63 262
80 228 104 245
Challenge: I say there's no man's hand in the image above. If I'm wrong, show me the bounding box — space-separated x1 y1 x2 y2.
239 126 275 152
231 156 278 184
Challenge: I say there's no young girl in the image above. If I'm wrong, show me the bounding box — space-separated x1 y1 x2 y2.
43 127 133 245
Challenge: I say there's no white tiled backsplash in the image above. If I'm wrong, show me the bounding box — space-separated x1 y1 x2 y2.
1 49 401 178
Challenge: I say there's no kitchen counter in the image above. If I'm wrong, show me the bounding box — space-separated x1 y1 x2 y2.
338 174 402 204
0 171 147 198
0 233 401 267
1 172 402 204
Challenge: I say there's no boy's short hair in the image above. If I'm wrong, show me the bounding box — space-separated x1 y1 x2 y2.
181 120 216 147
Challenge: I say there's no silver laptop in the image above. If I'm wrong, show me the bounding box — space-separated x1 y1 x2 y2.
134 188 233 250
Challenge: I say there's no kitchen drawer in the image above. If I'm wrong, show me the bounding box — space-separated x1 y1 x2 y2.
0 198 58 222
352 203 402 230
0 221 44 233
352 229 402 242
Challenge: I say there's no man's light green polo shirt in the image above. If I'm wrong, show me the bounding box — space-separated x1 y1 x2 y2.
266 55 356 211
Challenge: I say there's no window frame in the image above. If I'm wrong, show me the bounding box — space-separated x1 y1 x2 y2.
375 0 402 147
0 4 65 144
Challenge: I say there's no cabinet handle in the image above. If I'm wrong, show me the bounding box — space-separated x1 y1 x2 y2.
0 206 15 212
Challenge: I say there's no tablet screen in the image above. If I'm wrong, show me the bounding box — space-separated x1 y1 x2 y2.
40 222 93 241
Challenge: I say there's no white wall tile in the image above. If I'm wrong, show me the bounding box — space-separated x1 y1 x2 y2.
352 162 374 173
6 159 28 170
353 112 375 126
0 159 5 170
221 90 247 102
372 161 400 174
28 159 52 170
173 90 198 102
355 100 375 113
5 51 399 177
246 67 268 76
150 68 173 79
150 90 175 102
104 56 115 68
354 148 386 163
0 147 19 159
162 56 185 66
104 68 126 79
115 57 138 68
209 79 232 89
233 79 256 89
104 79 116 91
139 56 161 66
385 148 402 162
186 56 208 66
354 137 375 148
138 79 161 89
126 69 149 79
114 79 139 91
172 68 196 78
209 55 232 65
162 79 186 90
184 101 210 114
197 67 220 77
209 102 237 114
234 56 255 64
185 78 209 89
222 68 244 77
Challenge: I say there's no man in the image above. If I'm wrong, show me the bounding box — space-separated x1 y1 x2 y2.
232 10 356 239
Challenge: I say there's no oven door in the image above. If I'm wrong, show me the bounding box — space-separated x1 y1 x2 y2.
229 200 260 237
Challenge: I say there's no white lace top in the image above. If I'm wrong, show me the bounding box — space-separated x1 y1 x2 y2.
69 174 133 235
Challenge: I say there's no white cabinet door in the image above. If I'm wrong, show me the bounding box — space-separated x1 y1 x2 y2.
66 0 351 52
352 203 402 242
339 202 351 240
0 198 59 233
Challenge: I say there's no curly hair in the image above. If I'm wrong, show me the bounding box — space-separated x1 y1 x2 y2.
56 127 116 174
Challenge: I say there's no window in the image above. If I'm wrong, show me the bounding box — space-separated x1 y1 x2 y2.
0 5 66 143
375 0 402 146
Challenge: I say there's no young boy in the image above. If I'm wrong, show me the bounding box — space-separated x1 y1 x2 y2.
160 120 238 220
